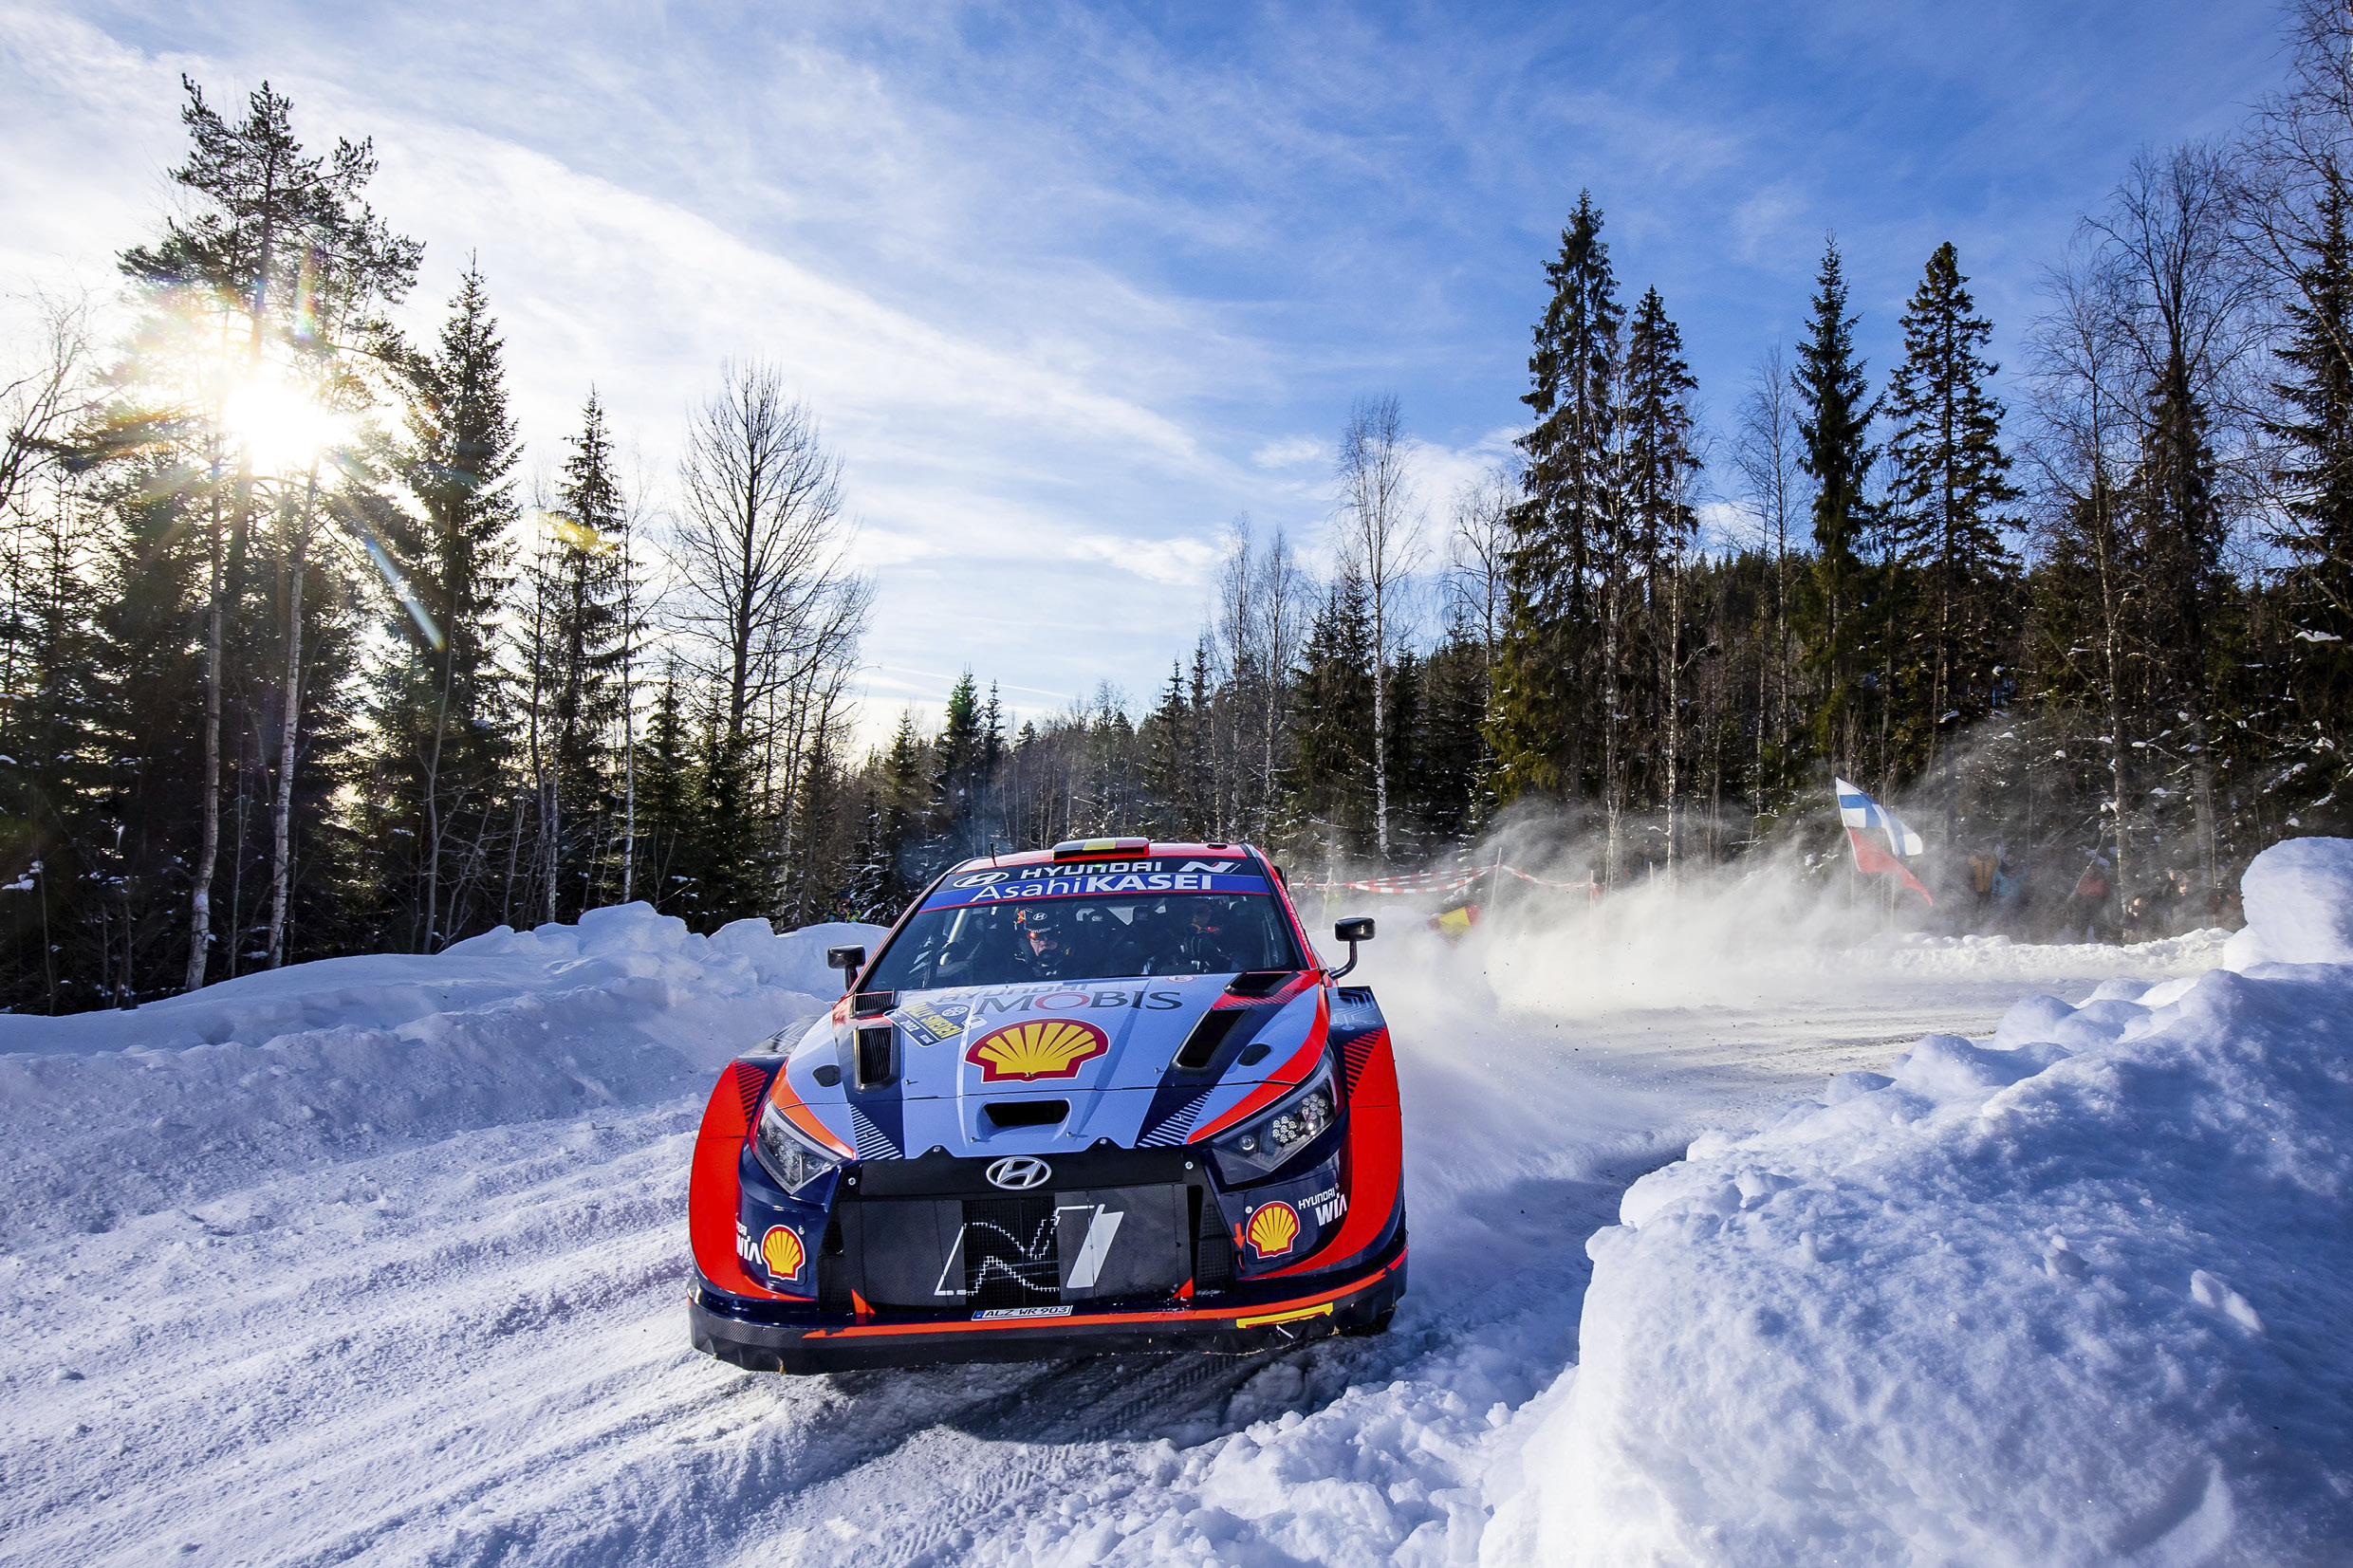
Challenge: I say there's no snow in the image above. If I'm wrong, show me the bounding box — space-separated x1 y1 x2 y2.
1494 838 2353 1566
0 855 2334 1566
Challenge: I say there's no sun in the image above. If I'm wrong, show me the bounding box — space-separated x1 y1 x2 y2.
221 374 348 475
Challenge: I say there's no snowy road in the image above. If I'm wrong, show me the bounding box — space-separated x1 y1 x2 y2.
0 907 2228 1567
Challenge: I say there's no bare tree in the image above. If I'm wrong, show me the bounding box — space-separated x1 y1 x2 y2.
2235 0 2353 603
1734 342 1800 789
672 361 870 908
675 363 862 737
0 291 96 524
2026 237 2145 905
2084 144 2265 892
1334 393 1424 861
1212 515 1311 842
1447 466 1514 660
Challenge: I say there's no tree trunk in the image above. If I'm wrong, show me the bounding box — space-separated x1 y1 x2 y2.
265 470 318 968
184 470 225 992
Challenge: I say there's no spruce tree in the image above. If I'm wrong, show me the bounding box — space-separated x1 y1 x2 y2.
109 77 419 988
1887 242 2019 820
1417 615 1492 847
1621 286 1702 848
1285 570 1377 860
633 663 699 915
2264 176 2353 821
933 669 984 850
1793 238 1881 773
542 389 632 914
1491 192 1621 802
378 264 520 950
1146 660 1192 837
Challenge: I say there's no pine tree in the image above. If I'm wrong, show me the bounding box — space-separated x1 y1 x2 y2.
2264 175 2353 821
0 485 108 1010
1793 238 1881 774
1887 242 2020 825
1417 615 1493 847
872 711 929 912
1620 286 1702 858
1491 191 1621 802
633 663 700 916
1382 645 1424 860
933 669 984 850
377 264 519 950
1285 570 1377 861
108 77 420 988
545 390 632 913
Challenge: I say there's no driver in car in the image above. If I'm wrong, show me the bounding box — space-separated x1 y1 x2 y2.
1177 898 1241 972
1011 903 1084 980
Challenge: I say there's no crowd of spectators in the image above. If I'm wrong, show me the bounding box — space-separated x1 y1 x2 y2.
1947 844 2244 944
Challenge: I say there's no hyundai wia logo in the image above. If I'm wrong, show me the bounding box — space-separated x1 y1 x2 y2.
985 1155 1053 1190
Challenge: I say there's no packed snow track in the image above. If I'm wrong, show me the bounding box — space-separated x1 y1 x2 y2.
0 895 2253 1565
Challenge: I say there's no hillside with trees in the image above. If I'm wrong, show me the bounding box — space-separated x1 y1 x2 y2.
3 2 2351 1011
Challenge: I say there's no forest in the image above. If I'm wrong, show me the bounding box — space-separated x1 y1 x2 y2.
1 3 2350 1013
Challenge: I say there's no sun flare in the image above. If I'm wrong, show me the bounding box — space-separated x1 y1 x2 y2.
221 375 348 474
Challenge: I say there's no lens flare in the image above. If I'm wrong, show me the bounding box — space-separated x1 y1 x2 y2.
222 375 347 474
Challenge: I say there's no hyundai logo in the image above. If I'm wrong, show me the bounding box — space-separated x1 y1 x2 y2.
954 871 1011 887
985 1155 1053 1191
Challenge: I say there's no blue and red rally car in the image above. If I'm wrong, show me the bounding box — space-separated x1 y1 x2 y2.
687 838 1406 1370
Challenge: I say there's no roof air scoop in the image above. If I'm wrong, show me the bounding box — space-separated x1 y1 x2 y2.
1051 837 1151 860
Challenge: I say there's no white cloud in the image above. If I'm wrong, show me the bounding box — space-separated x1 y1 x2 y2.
1251 434 1327 470
1403 428 1522 517
1066 534 1222 587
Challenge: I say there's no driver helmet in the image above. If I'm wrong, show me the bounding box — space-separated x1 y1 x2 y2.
1015 904 1070 950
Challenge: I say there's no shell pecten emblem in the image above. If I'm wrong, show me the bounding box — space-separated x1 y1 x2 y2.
1245 1199 1302 1259
761 1225 806 1281
965 1018 1111 1082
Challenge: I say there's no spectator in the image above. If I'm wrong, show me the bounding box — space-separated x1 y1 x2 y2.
2066 853 2113 943
1992 848 2027 936
1967 846 1999 931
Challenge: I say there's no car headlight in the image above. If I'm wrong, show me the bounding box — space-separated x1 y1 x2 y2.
753 1100 844 1195
1211 1057 1339 1180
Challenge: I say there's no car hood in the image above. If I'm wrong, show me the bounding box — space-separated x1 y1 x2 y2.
773 971 1327 1159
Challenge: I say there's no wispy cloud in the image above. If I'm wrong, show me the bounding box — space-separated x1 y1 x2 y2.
1251 434 1326 470
1 0 2289 753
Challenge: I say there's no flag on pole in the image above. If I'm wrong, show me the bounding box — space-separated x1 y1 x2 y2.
1833 776 1933 905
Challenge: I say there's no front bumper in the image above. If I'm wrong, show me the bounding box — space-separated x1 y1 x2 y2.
691 1229 1406 1372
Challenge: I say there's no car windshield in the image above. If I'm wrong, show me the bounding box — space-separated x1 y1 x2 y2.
865 893 1305 992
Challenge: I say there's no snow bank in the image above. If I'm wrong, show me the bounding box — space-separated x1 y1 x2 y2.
1492 837 2353 1566
0 905 879 1248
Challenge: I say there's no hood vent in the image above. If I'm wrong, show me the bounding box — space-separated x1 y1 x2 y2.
1226 969 1293 998
1175 1008 1251 1071
855 1024 897 1088
983 1098 1068 1130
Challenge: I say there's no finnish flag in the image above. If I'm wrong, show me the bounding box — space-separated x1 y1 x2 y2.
1835 777 1924 858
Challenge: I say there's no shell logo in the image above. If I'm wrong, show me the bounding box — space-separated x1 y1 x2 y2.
965 1018 1111 1082
761 1225 806 1281
1245 1200 1302 1259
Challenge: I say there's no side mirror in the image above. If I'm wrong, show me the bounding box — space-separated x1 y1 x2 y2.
825 945 867 992
1330 917 1375 980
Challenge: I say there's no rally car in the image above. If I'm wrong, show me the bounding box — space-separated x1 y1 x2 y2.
687 838 1406 1371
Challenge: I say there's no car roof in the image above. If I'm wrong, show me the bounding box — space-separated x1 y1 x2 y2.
951 841 1263 873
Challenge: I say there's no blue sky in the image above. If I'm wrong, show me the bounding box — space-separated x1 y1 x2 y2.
0 0 2288 742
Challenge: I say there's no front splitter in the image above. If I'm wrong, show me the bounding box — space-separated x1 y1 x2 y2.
691 1239 1406 1373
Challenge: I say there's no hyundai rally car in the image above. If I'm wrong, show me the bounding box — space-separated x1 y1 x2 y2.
688 838 1405 1371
